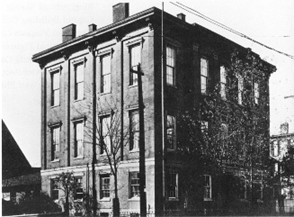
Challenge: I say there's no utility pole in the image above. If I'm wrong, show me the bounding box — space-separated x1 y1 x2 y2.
90 46 98 216
133 64 147 217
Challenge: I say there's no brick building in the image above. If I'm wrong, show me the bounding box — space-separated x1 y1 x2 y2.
32 3 275 216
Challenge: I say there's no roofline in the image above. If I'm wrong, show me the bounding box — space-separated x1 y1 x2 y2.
271 133 294 139
32 7 158 62
32 6 276 72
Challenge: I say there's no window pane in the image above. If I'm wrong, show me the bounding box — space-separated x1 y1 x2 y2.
166 66 174 86
166 46 175 86
76 64 84 83
130 172 140 198
76 83 84 100
201 58 208 76
52 72 60 89
102 74 111 93
131 45 141 68
130 111 139 151
101 116 111 153
75 122 84 157
201 76 207 94
166 115 176 149
102 55 111 76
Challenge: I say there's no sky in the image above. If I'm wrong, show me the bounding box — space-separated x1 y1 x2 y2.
1 0 294 167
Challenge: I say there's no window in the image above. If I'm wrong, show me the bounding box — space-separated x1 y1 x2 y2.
100 115 111 155
166 46 176 86
254 183 263 201
239 179 248 200
220 66 226 99
74 63 84 100
51 126 60 161
130 44 141 85
237 74 243 105
167 169 178 199
272 140 279 157
74 177 83 200
130 110 139 151
51 70 60 106
166 115 176 150
204 175 212 200
51 179 59 200
101 54 111 93
274 163 279 175
201 58 209 94
74 122 84 157
100 175 110 199
254 82 259 104
129 172 140 198
201 121 208 133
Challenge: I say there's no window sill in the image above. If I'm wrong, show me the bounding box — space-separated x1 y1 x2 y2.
51 159 60 163
74 156 84 160
204 198 213 202
100 92 111 96
51 105 60 108
128 196 140 201
129 149 139 153
166 84 177 88
74 97 85 102
168 197 179 201
99 198 111 202
128 84 138 89
167 148 176 152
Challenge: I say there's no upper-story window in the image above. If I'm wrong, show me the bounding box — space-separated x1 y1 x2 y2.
166 115 176 150
166 46 176 86
101 54 111 93
130 110 139 151
51 126 60 161
130 44 141 86
220 66 227 99
100 115 111 155
74 63 84 100
51 70 60 106
254 82 259 104
204 174 212 201
201 58 209 94
237 74 244 105
74 121 84 158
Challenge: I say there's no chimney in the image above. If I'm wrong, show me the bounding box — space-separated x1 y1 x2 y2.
177 13 186 22
88 24 97 32
113 3 129 23
62 24 76 42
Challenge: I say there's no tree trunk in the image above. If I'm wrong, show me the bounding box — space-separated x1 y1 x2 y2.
113 173 120 217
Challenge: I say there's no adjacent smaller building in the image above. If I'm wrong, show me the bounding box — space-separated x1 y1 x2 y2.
270 122 294 213
2 120 41 204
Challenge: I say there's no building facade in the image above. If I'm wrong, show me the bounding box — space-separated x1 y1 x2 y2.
32 3 275 216
270 123 294 213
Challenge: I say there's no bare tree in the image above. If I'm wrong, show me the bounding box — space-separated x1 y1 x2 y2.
82 95 132 217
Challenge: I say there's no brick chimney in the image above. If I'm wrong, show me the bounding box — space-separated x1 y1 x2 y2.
113 3 129 23
62 24 76 42
177 13 186 22
88 24 97 32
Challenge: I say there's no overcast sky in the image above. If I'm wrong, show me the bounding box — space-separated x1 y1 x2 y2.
1 0 294 167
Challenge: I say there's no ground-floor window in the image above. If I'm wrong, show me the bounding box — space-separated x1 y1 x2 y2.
204 174 212 201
